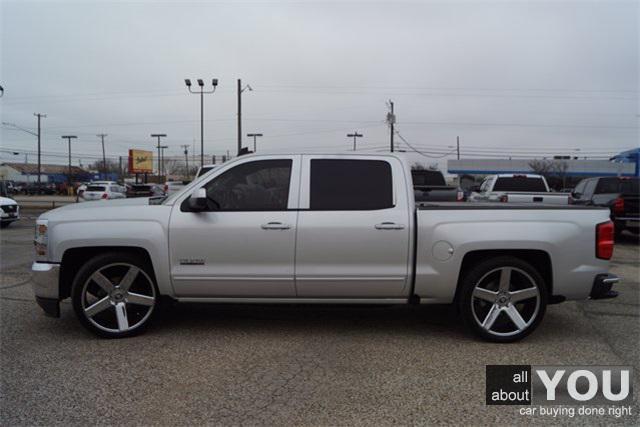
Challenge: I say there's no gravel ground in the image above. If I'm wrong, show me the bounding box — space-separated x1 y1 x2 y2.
1 217 638 425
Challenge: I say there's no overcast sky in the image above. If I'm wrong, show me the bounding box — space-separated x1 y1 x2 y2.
1 0 638 169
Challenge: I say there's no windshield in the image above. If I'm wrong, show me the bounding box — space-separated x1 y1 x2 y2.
493 177 547 192
596 177 639 194
86 186 106 191
131 185 151 191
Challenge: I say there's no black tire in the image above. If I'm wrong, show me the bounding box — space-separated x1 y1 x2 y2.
71 252 159 338
458 256 548 343
0 222 10 229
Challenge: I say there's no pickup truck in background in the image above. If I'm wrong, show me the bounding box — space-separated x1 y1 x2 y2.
0 181 20 228
570 176 639 238
31 153 619 342
412 170 464 202
468 174 570 205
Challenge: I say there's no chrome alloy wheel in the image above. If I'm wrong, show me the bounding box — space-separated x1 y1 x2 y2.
81 263 156 333
471 266 541 337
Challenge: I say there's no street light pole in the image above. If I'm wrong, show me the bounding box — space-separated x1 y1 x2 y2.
246 133 263 152
61 135 77 184
185 78 218 168
151 134 167 178
159 145 168 177
181 144 190 178
347 131 363 151
237 79 253 156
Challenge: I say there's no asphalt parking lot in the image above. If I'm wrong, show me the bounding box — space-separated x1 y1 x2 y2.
1 216 638 425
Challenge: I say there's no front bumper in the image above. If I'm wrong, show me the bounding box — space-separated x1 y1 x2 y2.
31 262 61 317
590 273 620 300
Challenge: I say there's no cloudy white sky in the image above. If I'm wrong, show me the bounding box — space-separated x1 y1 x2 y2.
1 0 638 169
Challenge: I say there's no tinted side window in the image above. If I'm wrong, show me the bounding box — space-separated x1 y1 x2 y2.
204 160 292 211
310 159 393 210
595 178 620 194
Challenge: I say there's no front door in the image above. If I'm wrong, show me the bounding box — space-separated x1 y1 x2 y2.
169 156 300 297
294 156 412 298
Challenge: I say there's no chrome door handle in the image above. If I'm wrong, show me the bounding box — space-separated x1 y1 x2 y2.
261 222 291 230
375 222 405 230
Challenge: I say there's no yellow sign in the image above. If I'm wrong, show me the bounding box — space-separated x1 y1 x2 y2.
128 149 153 174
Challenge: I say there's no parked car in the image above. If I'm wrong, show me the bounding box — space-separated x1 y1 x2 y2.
126 184 164 198
23 183 56 195
0 181 20 228
412 170 464 202
164 180 190 195
468 174 570 204
32 153 618 342
195 164 219 178
570 176 639 238
79 184 126 202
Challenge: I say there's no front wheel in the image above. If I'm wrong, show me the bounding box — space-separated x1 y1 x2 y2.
71 252 158 338
459 256 547 343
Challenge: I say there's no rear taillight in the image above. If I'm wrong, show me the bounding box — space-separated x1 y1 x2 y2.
596 221 614 260
613 197 624 215
498 195 508 203
164 184 168 192
456 191 464 201
101 193 109 199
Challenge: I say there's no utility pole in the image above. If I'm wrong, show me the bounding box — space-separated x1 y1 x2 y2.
386 101 395 152
456 136 460 160
150 134 167 177
237 79 253 156
185 79 218 167
181 144 190 177
347 131 363 151
247 133 263 152
34 113 46 185
61 135 77 184
97 133 107 174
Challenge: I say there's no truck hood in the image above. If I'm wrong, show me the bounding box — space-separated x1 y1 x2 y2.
0 196 17 206
39 197 163 221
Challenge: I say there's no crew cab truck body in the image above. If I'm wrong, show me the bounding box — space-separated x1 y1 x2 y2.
570 176 639 238
31 153 619 342
469 174 570 205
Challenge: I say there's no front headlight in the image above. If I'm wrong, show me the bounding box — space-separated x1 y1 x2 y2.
34 219 48 259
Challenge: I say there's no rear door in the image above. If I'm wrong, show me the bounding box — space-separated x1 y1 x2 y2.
294 155 411 298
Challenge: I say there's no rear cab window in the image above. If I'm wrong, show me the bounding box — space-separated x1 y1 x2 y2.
86 186 106 192
493 176 547 192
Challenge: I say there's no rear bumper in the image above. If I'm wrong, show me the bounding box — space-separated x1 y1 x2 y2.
31 262 61 317
590 273 620 300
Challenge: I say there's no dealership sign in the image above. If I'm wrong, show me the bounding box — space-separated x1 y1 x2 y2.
128 149 153 174
486 365 632 405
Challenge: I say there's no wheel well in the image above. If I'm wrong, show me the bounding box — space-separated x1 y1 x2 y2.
454 249 553 303
59 246 154 299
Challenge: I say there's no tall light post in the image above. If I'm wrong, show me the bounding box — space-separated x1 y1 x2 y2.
150 133 167 177
347 131 363 151
185 78 218 168
61 135 77 184
237 79 253 156
159 145 168 177
246 133 263 153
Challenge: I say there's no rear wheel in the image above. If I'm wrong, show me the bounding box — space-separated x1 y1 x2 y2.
0 222 10 229
71 252 158 338
459 256 547 342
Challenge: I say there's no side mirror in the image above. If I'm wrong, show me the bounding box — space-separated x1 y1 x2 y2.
188 188 208 212
571 191 581 199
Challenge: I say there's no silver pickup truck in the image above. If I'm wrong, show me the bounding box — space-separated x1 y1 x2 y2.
469 174 570 204
31 153 619 342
